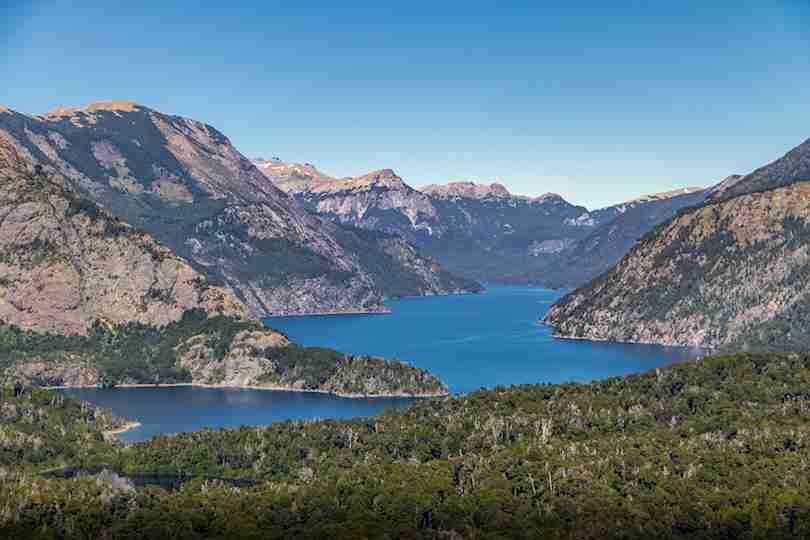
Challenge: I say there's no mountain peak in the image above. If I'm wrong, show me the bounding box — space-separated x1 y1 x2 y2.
531 192 565 203
712 138 810 202
420 181 511 199
44 100 142 117
706 174 744 197
0 106 11 114
368 168 397 178
350 168 405 188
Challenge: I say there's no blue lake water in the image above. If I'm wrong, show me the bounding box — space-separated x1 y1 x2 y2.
63 285 702 442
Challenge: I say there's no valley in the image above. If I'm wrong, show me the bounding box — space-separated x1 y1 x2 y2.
3 3 809 537
2 107 810 538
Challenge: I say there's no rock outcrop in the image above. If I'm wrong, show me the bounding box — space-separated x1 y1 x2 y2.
266 166 444 243
177 330 448 396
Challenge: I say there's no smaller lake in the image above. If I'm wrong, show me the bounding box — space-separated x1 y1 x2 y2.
63 285 703 442
62 386 415 443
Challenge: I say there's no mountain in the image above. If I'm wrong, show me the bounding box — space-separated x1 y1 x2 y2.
626 186 705 203
0 149 448 395
253 157 336 193
544 138 810 351
259 161 593 280
0 143 248 335
259 157 715 285
0 102 478 316
507 186 710 288
270 167 443 243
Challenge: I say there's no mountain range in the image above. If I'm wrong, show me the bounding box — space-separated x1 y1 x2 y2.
0 102 479 318
544 138 810 352
6 99 805 357
256 157 713 285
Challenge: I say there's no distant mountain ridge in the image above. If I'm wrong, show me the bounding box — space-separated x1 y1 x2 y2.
258 161 599 279
259 156 711 285
0 102 479 317
544 137 810 352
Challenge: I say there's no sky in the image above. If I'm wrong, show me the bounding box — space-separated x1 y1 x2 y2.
2 1 809 209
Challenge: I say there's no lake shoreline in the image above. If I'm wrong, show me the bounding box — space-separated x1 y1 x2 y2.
104 421 142 438
540 321 713 355
46 382 449 400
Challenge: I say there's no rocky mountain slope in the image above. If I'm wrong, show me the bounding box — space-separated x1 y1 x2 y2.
0 102 477 317
544 138 810 351
0 144 248 335
0 145 448 396
270 166 444 243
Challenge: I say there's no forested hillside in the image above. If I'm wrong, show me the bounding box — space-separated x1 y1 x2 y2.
4 352 810 538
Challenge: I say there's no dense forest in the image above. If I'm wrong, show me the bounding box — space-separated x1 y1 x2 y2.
2 352 810 538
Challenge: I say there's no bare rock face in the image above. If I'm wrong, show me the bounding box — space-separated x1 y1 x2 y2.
253 158 336 193
0 103 473 316
177 329 291 387
545 178 810 351
0 165 249 335
245 275 387 316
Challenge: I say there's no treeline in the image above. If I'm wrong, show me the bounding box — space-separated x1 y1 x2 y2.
2 353 810 537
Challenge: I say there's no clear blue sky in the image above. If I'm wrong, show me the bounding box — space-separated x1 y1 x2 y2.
2 1 809 208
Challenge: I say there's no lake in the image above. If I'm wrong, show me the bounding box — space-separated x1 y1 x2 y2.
63 285 701 442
